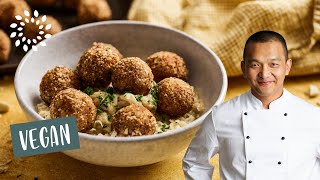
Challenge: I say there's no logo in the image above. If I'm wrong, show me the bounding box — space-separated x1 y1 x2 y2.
10 116 80 158
9 10 52 52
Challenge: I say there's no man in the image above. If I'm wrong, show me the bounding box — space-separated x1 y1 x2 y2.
182 31 320 180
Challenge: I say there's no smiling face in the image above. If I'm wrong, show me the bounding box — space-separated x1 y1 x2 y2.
241 41 292 101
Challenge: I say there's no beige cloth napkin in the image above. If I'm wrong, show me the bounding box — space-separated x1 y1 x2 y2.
128 0 320 77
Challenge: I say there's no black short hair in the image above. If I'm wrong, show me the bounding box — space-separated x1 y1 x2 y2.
243 30 288 61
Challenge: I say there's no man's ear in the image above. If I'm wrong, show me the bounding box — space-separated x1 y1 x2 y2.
285 59 292 76
241 60 247 78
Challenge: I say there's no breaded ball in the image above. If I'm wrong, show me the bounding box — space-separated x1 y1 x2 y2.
146 51 188 82
40 66 81 104
28 0 58 7
24 15 62 41
111 57 154 95
93 42 123 59
77 42 121 87
0 29 11 64
112 104 157 136
50 88 97 132
78 0 112 24
157 77 195 117
0 0 30 29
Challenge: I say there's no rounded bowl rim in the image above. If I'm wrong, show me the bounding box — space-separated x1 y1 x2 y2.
14 20 228 142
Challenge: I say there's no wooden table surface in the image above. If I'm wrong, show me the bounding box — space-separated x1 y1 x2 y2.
0 74 319 180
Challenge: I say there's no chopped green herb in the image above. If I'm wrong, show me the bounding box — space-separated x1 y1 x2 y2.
84 86 94 95
135 95 143 102
108 115 112 121
109 94 115 101
99 94 115 107
161 123 169 132
150 83 158 106
102 125 108 128
98 96 104 105
97 108 104 113
114 105 120 111
161 124 166 132
105 87 115 94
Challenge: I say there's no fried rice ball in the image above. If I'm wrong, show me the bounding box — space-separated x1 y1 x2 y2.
93 42 123 59
111 57 154 95
77 42 121 88
40 66 81 104
0 0 30 29
24 15 62 41
0 29 11 64
78 0 112 24
157 77 195 117
146 51 188 82
112 104 157 136
28 0 58 7
50 88 97 132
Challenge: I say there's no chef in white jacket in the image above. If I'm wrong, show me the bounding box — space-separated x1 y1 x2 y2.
182 30 320 180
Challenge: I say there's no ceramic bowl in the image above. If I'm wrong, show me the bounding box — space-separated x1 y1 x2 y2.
14 21 227 167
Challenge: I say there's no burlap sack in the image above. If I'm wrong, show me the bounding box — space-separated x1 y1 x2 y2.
128 0 320 77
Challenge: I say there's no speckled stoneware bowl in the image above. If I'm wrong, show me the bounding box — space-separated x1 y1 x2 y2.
14 21 227 167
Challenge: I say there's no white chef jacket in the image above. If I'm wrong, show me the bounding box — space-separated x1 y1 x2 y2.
183 89 320 180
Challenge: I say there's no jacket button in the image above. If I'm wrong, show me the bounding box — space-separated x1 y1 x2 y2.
246 136 250 139
278 161 282 165
284 113 287 116
281 137 285 140
244 112 248 115
248 160 252 164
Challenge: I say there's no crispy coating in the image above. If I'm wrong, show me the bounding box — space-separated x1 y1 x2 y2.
111 57 154 95
24 15 62 41
146 51 188 82
78 0 112 24
77 42 121 88
92 42 123 59
0 0 30 29
50 88 97 132
40 66 81 104
28 0 58 7
0 29 11 64
112 104 157 136
157 77 195 117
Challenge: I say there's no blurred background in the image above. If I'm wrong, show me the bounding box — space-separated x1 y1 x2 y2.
0 0 132 74
0 0 320 179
